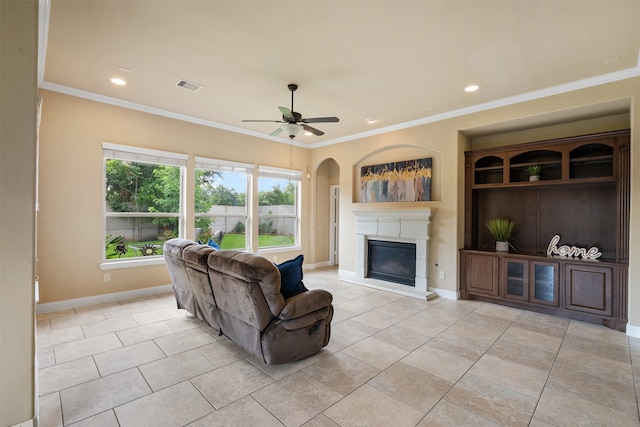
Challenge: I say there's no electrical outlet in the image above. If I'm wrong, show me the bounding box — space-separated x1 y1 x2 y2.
349 257 353 264
439 271 445 279
104 273 111 282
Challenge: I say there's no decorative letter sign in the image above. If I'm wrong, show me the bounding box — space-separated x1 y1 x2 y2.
546 234 601 259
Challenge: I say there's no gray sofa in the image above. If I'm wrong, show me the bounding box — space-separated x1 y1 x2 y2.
163 238 333 364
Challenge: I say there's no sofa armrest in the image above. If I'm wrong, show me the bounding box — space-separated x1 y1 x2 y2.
278 289 333 320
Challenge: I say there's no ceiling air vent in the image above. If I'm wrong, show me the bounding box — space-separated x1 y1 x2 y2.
176 79 203 92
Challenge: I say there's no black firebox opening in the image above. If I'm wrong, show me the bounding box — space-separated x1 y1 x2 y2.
367 240 416 286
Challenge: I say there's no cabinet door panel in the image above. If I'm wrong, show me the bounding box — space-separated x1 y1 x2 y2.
502 258 528 301
466 253 499 296
565 264 612 315
530 261 559 306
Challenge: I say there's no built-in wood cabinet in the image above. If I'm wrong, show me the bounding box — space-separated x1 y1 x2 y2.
460 130 629 331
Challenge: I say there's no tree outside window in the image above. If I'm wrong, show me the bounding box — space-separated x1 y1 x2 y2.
103 143 188 261
258 167 300 248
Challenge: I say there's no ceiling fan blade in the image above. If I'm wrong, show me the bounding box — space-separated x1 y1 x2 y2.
242 119 285 123
278 106 295 121
302 117 340 123
270 127 284 137
302 124 324 136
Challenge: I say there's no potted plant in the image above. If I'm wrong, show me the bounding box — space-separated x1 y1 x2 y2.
524 165 543 181
485 217 516 251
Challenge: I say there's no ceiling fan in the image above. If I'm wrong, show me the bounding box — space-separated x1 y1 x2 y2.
242 83 339 139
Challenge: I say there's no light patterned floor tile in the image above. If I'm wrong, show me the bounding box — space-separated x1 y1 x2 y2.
60 368 150 425
115 381 213 427
38 392 63 427
403 344 475 383
115 321 176 346
153 326 217 356
368 362 452 413
139 349 215 391
303 351 380 395
324 384 424 427
93 340 165 376
535 386 640 427
468 354 549 398
444 374 537 426
53 333 122 364
67 410 119 427
341 335 408 370
253 371 343 427
80 316 139 338
39 357 99 396
187 396 283 427
191 359 274 409
417 399 501 427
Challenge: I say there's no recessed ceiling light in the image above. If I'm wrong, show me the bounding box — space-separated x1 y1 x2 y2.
365 118 377 124
464 85 479 93
304 131 313 136
110 77 127 86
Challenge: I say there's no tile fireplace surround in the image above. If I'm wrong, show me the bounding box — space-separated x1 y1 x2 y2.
347 208 435 300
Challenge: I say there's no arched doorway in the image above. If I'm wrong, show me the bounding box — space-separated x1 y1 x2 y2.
314 158 340 267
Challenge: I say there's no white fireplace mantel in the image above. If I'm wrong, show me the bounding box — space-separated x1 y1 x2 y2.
349 208 435 299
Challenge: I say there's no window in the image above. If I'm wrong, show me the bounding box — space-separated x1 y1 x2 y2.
194 157 252 250
258 165 301 249
103 143 187 262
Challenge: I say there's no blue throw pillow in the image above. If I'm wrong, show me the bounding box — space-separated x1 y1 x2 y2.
207 238 221 250
275 254 309 299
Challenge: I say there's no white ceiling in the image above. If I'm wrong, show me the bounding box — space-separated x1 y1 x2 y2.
40 1 640 147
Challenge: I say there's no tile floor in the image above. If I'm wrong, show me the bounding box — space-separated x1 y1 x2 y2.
36 268 640 427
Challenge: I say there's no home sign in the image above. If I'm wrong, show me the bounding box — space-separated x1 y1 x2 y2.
546 234 601 259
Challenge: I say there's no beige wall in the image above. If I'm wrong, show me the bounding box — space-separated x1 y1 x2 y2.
0 1 38 425
37 75 640 331
37 90 312 303
311 77 640 329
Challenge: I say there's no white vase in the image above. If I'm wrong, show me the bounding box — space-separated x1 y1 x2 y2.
496 241 509 251
529 175 540 181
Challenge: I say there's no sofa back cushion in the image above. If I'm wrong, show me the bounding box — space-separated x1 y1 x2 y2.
207 250 285 329
163 238 197 293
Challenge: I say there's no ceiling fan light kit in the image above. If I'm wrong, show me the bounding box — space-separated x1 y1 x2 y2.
242 83 339 139
282 123 303 139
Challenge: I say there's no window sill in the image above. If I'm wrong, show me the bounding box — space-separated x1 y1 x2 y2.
100 257 166 270
257 245 302 255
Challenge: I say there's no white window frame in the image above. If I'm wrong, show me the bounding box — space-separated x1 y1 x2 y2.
257 165 302 253
194 157 253 250
101 142 187 269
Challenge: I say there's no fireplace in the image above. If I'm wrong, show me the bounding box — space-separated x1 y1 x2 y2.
350 208 435 299
367 240 416 285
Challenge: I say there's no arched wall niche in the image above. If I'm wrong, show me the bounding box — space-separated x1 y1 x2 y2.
353 144 442 203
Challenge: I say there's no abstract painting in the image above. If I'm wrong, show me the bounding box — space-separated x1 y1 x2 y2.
360 157 432 203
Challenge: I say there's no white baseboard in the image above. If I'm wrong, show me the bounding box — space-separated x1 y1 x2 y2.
626 323 640 338
427 287 458 300
36 284 173 314
305 261 331 270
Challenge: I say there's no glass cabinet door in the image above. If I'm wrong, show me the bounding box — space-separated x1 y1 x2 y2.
530 261 559 306
503 258 528 301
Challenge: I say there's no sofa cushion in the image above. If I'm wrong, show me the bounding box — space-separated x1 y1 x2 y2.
276 255 309 299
